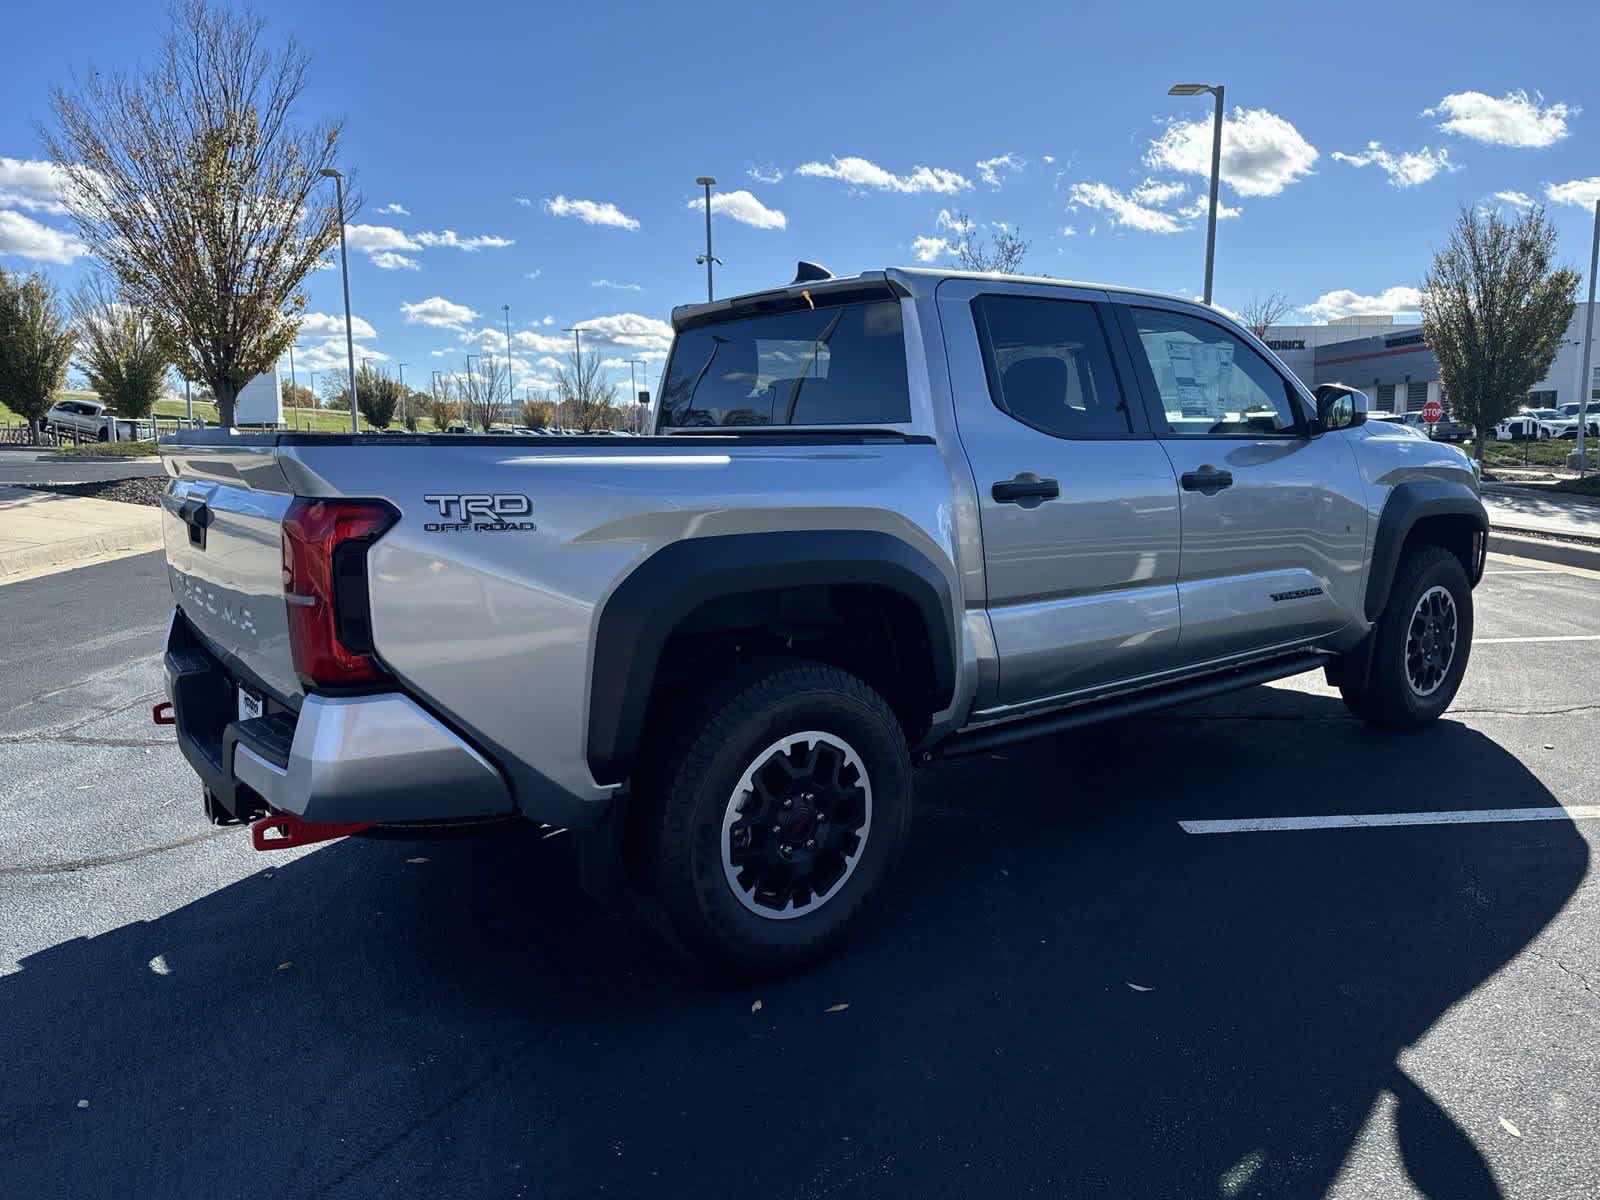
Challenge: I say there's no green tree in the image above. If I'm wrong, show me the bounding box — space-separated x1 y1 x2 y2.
1421 205 1579 460
354 362 401 428
0 270 77 443
70 276 169 419
43 0 351 429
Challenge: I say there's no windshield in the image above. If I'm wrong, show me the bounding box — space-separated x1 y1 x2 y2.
658 299 910 428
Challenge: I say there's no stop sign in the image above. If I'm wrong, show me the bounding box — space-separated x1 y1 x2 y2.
1421 398 1443 423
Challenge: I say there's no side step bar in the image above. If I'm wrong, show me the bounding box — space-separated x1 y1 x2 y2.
939 652 1327 760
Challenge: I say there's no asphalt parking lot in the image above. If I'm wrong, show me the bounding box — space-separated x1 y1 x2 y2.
2 550 1596 1199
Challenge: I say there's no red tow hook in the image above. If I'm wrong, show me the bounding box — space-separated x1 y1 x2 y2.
251 812 375 851
152 701 175 726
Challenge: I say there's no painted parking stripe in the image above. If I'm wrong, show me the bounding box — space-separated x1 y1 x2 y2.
1474 635 1600 644
1180 806 1600 835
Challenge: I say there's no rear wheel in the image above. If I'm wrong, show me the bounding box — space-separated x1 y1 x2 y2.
638 660 912 974
1340 545 1472 729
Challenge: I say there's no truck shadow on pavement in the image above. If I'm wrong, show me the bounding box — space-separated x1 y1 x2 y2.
1 689 1587 1199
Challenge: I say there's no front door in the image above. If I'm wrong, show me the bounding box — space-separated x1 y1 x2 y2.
938 281 1183 709
1114 302 1367 667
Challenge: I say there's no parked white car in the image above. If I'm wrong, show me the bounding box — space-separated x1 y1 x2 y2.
1494 415 1553 441
43 398 142 442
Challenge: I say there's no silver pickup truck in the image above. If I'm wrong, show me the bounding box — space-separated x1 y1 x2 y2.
156 266 1486 972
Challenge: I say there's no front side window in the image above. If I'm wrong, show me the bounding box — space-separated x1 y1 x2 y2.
1130 308 1302 437
973 295 1131 437
658 299 910 428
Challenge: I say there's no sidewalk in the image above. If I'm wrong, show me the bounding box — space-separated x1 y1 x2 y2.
0 485 163 583
1481 483 1600 540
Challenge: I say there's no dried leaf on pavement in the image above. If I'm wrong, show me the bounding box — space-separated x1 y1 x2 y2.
751 1000 762 1013
824 1003 849 1013
1499 1117 1522 1138
1126 982 1155 993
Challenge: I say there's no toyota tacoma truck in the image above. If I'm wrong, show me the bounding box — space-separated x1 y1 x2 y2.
155 266 1486 972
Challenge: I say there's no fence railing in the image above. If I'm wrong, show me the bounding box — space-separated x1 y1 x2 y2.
1 416 205 447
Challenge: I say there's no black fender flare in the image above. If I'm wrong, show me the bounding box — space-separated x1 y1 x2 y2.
587 530 957 784
1364 480 1488 621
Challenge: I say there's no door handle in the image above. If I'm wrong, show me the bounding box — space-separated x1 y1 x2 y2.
1179 467 1233 494
991 474 1060 507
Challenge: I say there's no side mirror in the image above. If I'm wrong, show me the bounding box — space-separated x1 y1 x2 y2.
1315 384 1367 432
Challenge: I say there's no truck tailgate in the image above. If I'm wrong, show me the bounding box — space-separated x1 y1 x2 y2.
162 473 302 706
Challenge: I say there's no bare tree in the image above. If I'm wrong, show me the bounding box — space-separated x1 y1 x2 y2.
43 0 351 428
1238 292 1293 339
555 344 617 432
461 358 510 431
1422 205 1579 461
70 274 170 419
948 212 1030 274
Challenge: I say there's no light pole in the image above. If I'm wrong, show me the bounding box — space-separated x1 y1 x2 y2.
319 168 360 432
397 362 408 429
1574 198 1600 477
287 343 298 430
501 304 514 409
1168 83 1225 306
627 358 648 434
695 176 720 302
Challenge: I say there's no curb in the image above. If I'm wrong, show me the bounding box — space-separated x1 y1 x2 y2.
1488 530 1600 572
0 529 164 582
36 455 161 464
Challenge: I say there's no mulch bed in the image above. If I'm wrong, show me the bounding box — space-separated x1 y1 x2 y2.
20 477 167 507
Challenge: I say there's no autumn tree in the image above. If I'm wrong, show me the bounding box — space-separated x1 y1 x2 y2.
555 344 617 431
44 0 351 429
282 383 316 409
70 275 169 419
425 375 459 430
1421 205 1579 460
0 270 77 442
1238 292 1293 339
353 361 401 428
519 398 555 429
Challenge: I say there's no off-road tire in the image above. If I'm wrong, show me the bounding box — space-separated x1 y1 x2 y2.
636 659 912 975
1340 545 1472 729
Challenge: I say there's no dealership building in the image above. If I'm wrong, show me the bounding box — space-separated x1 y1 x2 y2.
1260 302 1600 416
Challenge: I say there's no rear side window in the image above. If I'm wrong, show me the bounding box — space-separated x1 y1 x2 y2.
973 295 1131 437
659 300 910 428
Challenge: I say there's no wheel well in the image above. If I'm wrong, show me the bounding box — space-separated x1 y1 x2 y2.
645 584 942 747
1404 513 1480 582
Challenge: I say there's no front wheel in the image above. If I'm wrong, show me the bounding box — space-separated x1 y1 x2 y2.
637 660 912 974
1339 545 1473 729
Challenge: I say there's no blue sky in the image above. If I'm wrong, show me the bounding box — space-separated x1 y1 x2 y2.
2 0 1598 401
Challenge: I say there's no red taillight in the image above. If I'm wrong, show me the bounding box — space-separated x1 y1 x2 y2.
281 498 396 688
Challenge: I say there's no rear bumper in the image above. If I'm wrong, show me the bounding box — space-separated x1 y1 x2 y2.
163 614 513 824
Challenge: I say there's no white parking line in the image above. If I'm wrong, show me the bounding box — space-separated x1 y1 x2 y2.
1180 806 1600 835
1475 635 1600 644
1484 569 1554 575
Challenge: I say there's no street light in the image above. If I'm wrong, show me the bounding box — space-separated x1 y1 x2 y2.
1168 82 1225 306
287 343 298 431
1574 198 1600 478
695 176 721 302
318 167 359 433
397 362 408 429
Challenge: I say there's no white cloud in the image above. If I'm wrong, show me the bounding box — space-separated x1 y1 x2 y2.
747 164 784 184
1546 177 1600 209
375 202 409 216
539 314 555 325
544 195 640 230
1042 154 1056 165
429 349 450 357
1175 192 1242 221
695 189 787 230
1061 225 1077 237
344 223 417 253
295 341 388 372
413 229 513 251
795 156 971 194
369 250 420 270
0 157 72 213
936 208 974 235
1426 90 1573 148
0 209 86 262
1146 107 1319 197
509 330 572 354
976 153 1025 188
1130 178 1188 206
571 312 674 353
592 279 643 291
1301 286 1423 323
1494 189 1536 209
525 269 543 280
911 235 951 262
1067 182 1183 234
536 355 564 370
1331 141 1455 188
400 296 479 330
297 312 379 341
514 196 532 207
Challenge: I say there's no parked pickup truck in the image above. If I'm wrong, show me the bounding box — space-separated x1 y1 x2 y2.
155 266 1487 972
45 397 143 442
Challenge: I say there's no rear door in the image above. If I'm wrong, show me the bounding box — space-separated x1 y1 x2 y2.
1113 301 1366 667
938 279 1183 708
